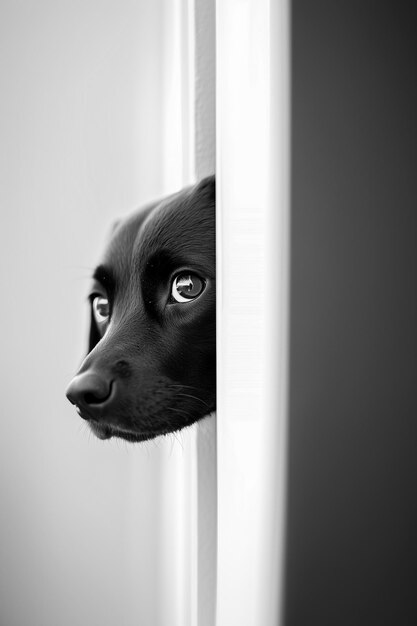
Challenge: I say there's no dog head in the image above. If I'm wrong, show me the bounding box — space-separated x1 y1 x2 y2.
66 176 215 442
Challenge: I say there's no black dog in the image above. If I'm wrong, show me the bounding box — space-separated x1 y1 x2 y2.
66 176 215 442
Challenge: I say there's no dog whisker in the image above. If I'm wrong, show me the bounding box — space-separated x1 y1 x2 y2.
170 430 184 452
174 392 211 408
166 406 194 419
169 384 203 390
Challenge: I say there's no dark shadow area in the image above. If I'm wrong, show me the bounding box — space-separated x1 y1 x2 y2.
285 2 417 624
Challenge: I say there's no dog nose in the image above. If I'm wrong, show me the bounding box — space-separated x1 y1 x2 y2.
66 371 112 414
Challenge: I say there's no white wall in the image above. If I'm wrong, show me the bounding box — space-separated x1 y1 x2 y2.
0 2 169 624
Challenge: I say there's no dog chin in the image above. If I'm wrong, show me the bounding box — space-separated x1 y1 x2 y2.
87 420 168 443
88 422 114 440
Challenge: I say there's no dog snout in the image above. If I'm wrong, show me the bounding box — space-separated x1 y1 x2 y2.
66 371 113 417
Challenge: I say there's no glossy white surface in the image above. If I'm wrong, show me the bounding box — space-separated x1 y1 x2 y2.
216 0 290 624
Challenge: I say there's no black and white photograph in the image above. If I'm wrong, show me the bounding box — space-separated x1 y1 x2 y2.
0 1 416 625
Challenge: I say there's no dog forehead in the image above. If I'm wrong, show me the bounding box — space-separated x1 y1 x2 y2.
100 178 215 280
99 200 157 278
137 187 214 258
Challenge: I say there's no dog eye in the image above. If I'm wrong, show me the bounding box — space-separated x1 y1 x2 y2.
92 296 110 323
171 274 205 303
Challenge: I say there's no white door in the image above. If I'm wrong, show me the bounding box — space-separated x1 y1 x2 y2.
216 1 290 625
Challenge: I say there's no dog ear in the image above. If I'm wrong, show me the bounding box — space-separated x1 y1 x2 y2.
88 307 101 353
196 175 215 201
87 221 119 356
